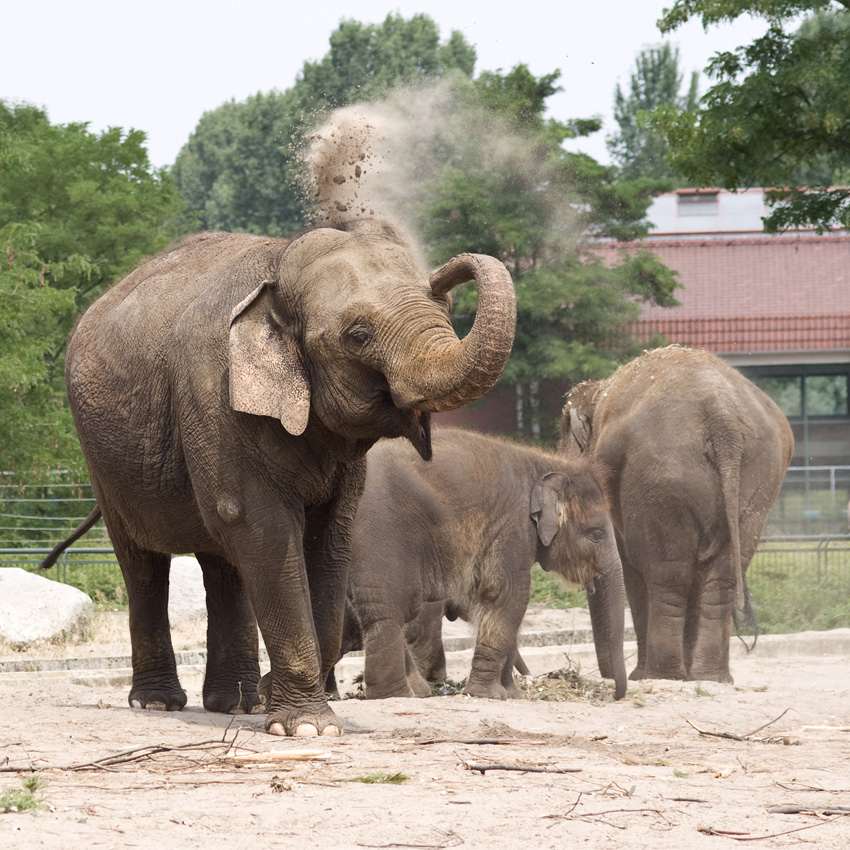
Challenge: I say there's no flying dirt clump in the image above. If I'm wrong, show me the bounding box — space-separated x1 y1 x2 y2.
306 111 385 226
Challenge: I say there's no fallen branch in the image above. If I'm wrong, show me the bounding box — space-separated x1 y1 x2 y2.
227 749 332 763
416 738 545 747
462 760 580 775
0 739 227 772
768 805 850 815
800 725 850 732
698 816 843 841
684 708 794 743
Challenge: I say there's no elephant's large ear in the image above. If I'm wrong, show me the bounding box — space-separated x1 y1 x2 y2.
229 283 311 436
569 407 591 452
530 472 569 549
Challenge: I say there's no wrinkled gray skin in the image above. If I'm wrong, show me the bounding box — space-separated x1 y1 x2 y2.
348 428 627 701
559 346 794 683
62 220 515 737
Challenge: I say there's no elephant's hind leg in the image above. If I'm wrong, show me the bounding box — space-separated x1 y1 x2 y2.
196 552 263 714
113 535 187 712
684 558 735 683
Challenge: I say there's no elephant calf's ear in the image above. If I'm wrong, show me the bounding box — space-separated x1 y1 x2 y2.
229 283 311 436
530 472 569 548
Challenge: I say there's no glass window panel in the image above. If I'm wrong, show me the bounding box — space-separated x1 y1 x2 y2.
805 374 849 416
755 376 802 417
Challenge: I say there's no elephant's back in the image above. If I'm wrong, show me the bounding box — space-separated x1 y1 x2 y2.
71 232 280 357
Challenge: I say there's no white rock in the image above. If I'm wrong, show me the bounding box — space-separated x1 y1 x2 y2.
0 568 94 648
168 556 207 624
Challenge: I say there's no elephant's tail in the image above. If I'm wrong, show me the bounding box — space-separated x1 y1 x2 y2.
713 438 746 611
40 506 103 570
733 573 759 653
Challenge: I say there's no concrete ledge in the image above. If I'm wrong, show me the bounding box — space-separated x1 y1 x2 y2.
5 628 849 690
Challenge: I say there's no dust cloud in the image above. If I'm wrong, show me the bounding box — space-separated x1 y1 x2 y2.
302 78 580 255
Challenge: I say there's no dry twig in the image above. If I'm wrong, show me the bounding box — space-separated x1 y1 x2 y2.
684 708 795 743
415 738 545 747
462 760 581 775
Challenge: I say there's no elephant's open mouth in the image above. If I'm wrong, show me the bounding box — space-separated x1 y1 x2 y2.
411 409 432 461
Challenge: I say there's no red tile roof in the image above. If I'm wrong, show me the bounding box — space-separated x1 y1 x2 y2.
598 234 850 353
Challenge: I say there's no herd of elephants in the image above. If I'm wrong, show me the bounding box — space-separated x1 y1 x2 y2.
45 218 794 737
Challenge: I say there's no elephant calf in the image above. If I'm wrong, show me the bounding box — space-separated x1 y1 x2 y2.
560 345 794 683
347 427 627 700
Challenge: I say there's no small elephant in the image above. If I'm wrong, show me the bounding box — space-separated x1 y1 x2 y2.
559 345 794 683
54 219 516 736
348 427 627 701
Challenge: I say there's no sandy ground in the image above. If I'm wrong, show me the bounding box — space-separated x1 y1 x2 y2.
1 609 849 849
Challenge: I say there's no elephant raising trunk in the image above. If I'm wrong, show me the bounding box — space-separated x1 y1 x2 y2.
389 253 516 413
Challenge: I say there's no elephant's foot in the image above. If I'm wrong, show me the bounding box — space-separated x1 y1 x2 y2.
503 680 524 699
629 664 687 682
687 669 734 684
463 678 508 700
129 682 187 712
266 705 343 737
203 682 263 715
257 672 344 736
364 681 419 699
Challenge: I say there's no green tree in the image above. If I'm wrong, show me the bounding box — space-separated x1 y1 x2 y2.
0 101 185 482
173 14 476 236
607 42 699 181
419 67 679 440
0 102 185 306
654 1 850 232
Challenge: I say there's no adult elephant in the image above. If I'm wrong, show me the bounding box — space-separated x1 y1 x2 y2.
559 346 793 683
57 219 515 736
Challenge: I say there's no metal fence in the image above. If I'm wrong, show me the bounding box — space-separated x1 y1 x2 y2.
1 484 848 631
2 535 849 635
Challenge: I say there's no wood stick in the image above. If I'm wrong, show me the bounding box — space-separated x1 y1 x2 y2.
228 749 332 762
684 708 793 742
768 805 850 815
415 738 546 746
463 760 581 774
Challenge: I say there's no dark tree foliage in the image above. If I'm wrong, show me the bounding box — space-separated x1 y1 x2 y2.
607 42 699 182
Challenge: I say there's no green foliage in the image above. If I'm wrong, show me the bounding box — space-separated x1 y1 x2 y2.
173 15 477 236
0 224 85 480
0 101 186 483
0 775 46 813
607 43 699 182
748 541 850 632
0 101 186 305
529 563 588 609
655 2 850 232
348 772 408 784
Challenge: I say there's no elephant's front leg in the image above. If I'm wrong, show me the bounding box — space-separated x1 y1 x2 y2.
303 497 357 688
465 581 528 700
237 513 342 737
196 552 262 714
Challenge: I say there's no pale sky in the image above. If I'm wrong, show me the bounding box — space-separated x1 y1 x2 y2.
3 1 768 169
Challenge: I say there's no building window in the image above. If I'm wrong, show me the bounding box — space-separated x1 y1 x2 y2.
677 192 719 217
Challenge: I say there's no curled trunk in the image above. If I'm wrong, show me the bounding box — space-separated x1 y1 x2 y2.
390 253 516 412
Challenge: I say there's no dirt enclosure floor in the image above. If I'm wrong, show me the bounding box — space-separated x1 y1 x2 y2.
1 610 849 850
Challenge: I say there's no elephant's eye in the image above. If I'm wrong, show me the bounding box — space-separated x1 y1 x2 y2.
349 327 374 346
585 528 605 545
